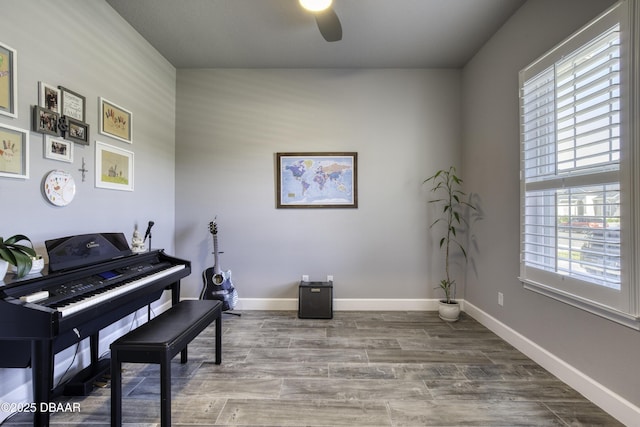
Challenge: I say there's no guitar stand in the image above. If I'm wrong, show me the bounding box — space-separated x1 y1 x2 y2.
224 311 241 317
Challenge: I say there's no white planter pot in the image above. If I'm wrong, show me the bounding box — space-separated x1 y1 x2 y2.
438 300 460 322
9 257 44 276
0 259 8 281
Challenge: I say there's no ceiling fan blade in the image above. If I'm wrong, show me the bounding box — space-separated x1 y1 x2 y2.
314 8 342 42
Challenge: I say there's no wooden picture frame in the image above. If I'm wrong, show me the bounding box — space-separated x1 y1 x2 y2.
63 117 90 145
33 105 60 136
99 97 132 144
0 41 17 118
0 123 29 179
276 152 358 208
95 141 134 191
44 136 73 163
59 86 86 121
39 82 60 113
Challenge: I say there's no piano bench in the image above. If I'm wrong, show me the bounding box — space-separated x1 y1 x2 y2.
110 299 222 427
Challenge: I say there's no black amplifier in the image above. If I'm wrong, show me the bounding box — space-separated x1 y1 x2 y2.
298 281 333 319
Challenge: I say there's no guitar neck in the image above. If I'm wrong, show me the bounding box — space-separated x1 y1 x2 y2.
212 233 221 275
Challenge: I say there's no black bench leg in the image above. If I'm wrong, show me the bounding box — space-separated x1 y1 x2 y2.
216 312 222 364
111 353 122 427
160 354 172 427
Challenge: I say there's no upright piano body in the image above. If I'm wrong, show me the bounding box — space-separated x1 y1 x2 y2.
0 233 190 426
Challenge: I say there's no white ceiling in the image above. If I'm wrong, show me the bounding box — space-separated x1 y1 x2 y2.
105 0 526 69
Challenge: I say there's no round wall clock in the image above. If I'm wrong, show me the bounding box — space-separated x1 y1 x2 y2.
43 170 76 206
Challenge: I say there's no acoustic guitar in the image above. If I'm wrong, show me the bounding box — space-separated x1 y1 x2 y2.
200 219 239 312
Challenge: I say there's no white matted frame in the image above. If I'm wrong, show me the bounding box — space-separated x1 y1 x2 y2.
39 82 60 113
44 136 73 163
95 141 133 191
99 97 132 144
0 41 17 118
0 123 29 179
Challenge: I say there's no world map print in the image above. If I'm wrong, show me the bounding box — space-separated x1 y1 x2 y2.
279 154 356 207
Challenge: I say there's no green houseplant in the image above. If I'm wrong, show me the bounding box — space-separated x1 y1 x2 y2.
0 234 37 280
424 166 477 321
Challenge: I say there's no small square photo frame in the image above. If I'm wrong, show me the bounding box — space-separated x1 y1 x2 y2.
39 82 60 113
33 105 60 136
99 97 132 144
63 117 90 145
95 141 134 191
0 41 17 118
44 136 73 163
59 86 85 121
0 123 29 179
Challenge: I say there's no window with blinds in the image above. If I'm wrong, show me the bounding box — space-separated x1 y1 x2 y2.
519 1 638 327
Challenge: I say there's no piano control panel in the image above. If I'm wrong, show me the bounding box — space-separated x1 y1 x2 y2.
39 261 172 309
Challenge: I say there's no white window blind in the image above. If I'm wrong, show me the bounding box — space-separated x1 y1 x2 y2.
519 1 639 327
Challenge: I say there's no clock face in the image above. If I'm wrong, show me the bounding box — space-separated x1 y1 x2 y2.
44 170 76 206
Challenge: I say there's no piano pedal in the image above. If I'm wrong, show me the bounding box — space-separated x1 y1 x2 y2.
93 381 108 388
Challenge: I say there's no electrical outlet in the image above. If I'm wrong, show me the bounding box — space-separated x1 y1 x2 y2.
498 292 504 306
327 275 334 282
302 275 309 282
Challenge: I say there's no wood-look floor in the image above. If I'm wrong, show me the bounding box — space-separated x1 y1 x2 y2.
3 310 623 426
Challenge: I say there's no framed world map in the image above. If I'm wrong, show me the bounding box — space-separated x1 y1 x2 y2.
276 152 357 208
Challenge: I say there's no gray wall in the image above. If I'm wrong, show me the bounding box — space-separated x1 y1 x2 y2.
174 69 462 302
0 0 177 254
462 0 639 409
0 0 176 418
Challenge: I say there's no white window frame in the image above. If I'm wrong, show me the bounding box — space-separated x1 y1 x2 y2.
518 0 640 329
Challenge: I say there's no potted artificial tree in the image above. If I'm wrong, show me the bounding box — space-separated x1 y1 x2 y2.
0 234 37 280
424 166 477 321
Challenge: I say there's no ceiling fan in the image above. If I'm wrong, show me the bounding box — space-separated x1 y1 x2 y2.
299 0 342 42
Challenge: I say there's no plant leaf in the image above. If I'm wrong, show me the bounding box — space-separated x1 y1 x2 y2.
1 235 36 278
12 251 33 278
4 234 32 246
0 247 16 265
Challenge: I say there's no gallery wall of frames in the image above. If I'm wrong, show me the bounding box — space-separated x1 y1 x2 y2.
0 40 135 205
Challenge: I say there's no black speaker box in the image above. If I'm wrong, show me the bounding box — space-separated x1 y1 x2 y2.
298 281 333 319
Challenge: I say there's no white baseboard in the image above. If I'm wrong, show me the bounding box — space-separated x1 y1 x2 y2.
334 298 440 311
463 301 640 427
236 298 441 311
234 298 297 311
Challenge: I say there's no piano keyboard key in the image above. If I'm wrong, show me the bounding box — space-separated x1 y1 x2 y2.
57 264 185 317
